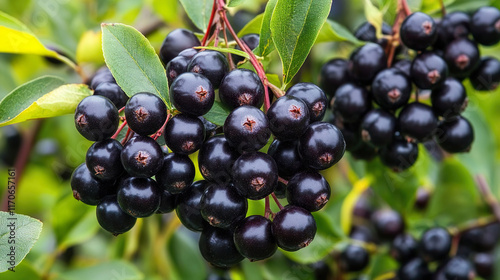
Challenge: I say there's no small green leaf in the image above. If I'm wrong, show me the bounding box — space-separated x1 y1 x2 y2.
270 0 332 85
227 0 245 7
0 213 43 273
56 260 143 280
366 253 398 279
168 230 206 280
178 0 213 31
101 23 170 107
364 0 384 38
193 46 249 59
237 14 264 37
0 77 92 127
203 101 231 126
316 20 363 45
256 0 278 57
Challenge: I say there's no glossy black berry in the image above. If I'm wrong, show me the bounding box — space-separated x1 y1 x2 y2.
340 245 370 272
267 139 303 179
379 138 419 171
187 50 229 88
444 257 474 280
166 56 189 85
393 59 412 78
232 33 260 64
199 225 244 268
219 69 264 109
125 92 167 136
199 116 218 139
333 83 371 123
470 7 500 46
435 12 470 49
372 68 412 110
286 171 330 212
352 195 374 220
156 189 177 214
272 206 316 251
96 195 136 235
200 183 248 228
160 28 200 65
419 227 452 261
170 72 215 116
117 177 161 218
371 209 405 240
90 67 115 90
178 48 198 59
397 258 431 280
74 95 119 141
86 139 124 181
400 12 437 50
319 58 351 97
233 215 277 261
286 83 328 122
444 38 480 79
71 163 109 205
175 180 209 231
460 223 500 252
232 152 277 200
435 116 474 153
354 22 393 43
299 122 345 170
391 233 419 264
431 78 468 119
94 82 129 109
399 102 438 142
267 95 310 140
198 135 239 184
120 136 163 177
164 114 205 154
360 109 397 147
473 253 494 279
470 57 500 91
348 43 387 85
411 52 449 89
414 187 431 210
223 105 271 153
156 153 195 194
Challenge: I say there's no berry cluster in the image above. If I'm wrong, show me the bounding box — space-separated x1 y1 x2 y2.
321 6 500 171
341 193 500 279
71 28 346 267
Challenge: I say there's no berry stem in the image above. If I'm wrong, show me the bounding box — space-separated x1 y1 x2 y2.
278 177 289 185
112 120 128 140
271 193 284 210
121 128 132 145
118 106 125 113
153 112 171 141
264 196 272 219
201 0 218 46
221 20 235 70
475 175 500 222
386 0 411 67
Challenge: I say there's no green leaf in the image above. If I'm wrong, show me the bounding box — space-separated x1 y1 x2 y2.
316 20 363 45
56 260 143 280
237 14 263 37
193 46 249 59
203 101 231 126
151 0 179 23
270 0 332 85
364 0 384 37
0 77 92 127
366 253 398 279
101 23 170 107
0 212 43 273
256 0 278 57
178 0 213 31
59 209 100 249
227 0 245 7
0 260 40 279
0 11 76 68
168 230 206 280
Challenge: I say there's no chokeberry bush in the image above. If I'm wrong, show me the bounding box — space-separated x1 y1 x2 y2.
2 0 500 279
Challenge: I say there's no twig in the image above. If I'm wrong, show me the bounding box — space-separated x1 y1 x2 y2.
111 120 128 140
278 177 288 185
271 193 284 210
201 0 218 46
264 196 272 219
475 175 500 222
153 112 171 141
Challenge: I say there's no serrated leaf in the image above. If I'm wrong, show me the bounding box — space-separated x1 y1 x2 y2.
0 11 75 68
178 0 213 31
101 23 170 107
56 260 143 280
237 14 264 37
364 0 384 38
193 46 249 59
316 20 363 45
227 0 245 7
0 77 93 127
256 0 278 57
270 0 332 85
203 101 231 126
0 213 43 272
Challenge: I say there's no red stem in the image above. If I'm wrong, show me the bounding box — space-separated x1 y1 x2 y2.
271 193 284 210
118 106 125 113
153 112 171 141
264 196 271 219
121 128 132 145
201 0 218 46
278 177 288 185
112 120 128 139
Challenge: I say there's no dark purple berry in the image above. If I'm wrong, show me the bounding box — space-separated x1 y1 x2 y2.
420 227 452 261
166 56 189 85
391 233 419 264
470 7 500 46
94 82 129 109
340 245 370 272
470 57 500 91
431 78 468 119
117 177 161 218
170 72 215 116
354 22 392 43
272 206 316 251
360 109 397 147
333 83 371 123
267 95 310 140
178 48 198 59
372 68 412 110
397 258 431 280
232 152 277 200
198 135 239 184
379 138 419 171
187 50 229 88
199 225 244 268
400 12 437 50
444 38 480 79
233 215 277 261
299 122 345 170
473 253 494 279
200 183 248 228
348 43 387 85
414 187 431 210
175 180 209 231
120 136 163 177
86 139 124 181
434 12 470 49
90 67 115 90
199 116 218 139
444 257 474 280
267 139 303 179
398 102 438 142
286 171 330 212
393 59 412 77
232 33 260 64
411 52 449 89
156 153 195 194
319 58 351 97
160 28 200 65
286 83 328 122
74 95 119 141
96 195 136 235
435 116 474 153
124 92 167 136
71 163 110 205
164 114 205 154
156 189 177 214
218 69 264 109
371 209 405 240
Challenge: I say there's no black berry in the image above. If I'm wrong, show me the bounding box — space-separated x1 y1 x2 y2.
419 227 452 261
286 83 328 122
371 208 405 240
156 189 177 214
71 163 110 205
86 139 124 181
124 92 167 136
333 83 371 123
470 7 500 46
200 183 248 228
199 225 244 268
90 67 115 90
267 139 303 179
393 59 412 78
360 109 397 147
96 195 136 235
354 22 393 44
272 206 316 251
340 245 370 272
170 72 215 116
232 152 278 200
187 50 229 88
379 138 419 171
219 69 264 109
156 153 195 194
397 258 431 280
411 52 449 89
431 78 468 119
74 95 119 141
400 12 437 50
435 11 470 49
319 58 351 97
117 177 161 218
444 38 480 79
120 136 163 177
299 122 345 170
372 68 412 110
232 33 259 64
175 180 209 231
267 95 310 140
398 102 438 142
348 43 387 85
435 116 474 153
444 257 475 280
286 171 330 212
391 233 419 264
160 28 200 65
198 135 239 184
470 57 500 91
473 253 494 279
94 82 129 109
166 56 189 85
164 113 205 154
233 215 277 261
